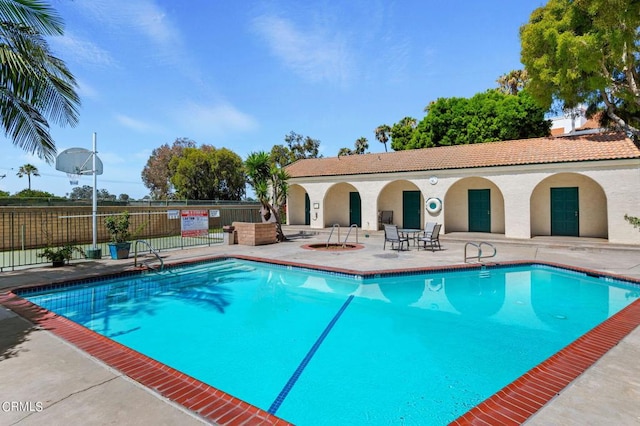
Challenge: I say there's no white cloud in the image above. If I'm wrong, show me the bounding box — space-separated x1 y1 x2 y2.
115 114 162 134
131 4 181 47
49 33 117 68
177 102 258 135
251 14 353 84
74 0 183 59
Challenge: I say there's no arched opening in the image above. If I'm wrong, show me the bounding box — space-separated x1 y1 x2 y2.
444 177 505 233
324 183 360 227
376 180 422 229
530 173 608 238
287 184 309 225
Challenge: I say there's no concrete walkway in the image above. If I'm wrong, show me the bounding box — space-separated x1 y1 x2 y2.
1 228 639 425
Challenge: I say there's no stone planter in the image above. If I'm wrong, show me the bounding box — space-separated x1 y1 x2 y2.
232 222 277 246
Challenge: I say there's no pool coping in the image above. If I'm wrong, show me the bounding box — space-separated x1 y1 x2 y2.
2 255 640 425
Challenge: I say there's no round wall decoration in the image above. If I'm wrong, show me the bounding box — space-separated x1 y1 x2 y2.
426 197 442 214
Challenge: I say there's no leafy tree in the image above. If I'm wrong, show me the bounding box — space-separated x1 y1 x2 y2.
69 185 116 200
170 145 245 200
118 193 129 201
389 116 418 150
16 163 39 190
374 124 391 152
97 189 115 200
520 0 640 138
14 188 53 197
69 184 92 200
141 138 195 199
269 144 292 168
0 0 80 162
270 131 321 167
285 131 320 160
245 151 288 242
0 189 8 197
210 147 246 200
396 90 550 150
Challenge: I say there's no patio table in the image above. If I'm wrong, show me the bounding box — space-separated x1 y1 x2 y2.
398 228 422 247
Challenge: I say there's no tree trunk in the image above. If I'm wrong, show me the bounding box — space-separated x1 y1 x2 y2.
263 202 287 242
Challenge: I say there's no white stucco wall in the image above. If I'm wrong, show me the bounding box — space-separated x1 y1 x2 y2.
287 158 640 245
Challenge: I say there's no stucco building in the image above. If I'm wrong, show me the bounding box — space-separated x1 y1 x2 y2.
284 132 640 245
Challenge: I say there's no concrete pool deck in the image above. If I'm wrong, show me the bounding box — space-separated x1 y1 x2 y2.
0 227 639 425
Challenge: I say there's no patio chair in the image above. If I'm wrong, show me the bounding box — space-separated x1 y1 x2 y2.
383 224 409 251
417 223 442 251
378 210 393 229
423 222 437 238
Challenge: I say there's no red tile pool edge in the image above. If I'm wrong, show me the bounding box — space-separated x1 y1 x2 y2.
2 256 640 425
0 291 291 426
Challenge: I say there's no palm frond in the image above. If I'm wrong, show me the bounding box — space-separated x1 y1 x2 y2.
0 86 55 161
0 13 79 162
0 0 63 36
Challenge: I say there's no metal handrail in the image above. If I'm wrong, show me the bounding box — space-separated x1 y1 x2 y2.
342 224 359 247
134 239 164 270
479 241 497 260
326 224 340 247
464 242 480 263
464 241 497 263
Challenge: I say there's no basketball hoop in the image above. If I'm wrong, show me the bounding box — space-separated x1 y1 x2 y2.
67 172 80 185
55 148 103 176
55 134 103 256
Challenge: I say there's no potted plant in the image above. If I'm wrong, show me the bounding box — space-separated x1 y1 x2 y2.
38 244 85 267
105 211 132 259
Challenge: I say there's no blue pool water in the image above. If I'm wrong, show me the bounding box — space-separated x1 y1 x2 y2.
22 260 640 425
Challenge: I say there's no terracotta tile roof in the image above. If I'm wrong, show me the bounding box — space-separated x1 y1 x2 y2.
285 132 640 178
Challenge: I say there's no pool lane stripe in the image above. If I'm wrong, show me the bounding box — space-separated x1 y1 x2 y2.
268 295 354 415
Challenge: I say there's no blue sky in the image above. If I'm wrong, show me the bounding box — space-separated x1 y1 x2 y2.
0 0 545 199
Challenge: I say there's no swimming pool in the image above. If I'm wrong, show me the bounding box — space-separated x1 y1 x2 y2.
14 258 640 425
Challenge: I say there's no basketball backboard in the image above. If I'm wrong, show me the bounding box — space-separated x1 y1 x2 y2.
55 147 103 175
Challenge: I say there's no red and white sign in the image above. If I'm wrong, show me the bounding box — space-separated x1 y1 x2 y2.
180 210 208 237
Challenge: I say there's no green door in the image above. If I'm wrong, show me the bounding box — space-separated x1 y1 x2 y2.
468 189 491 232
402 191 421 229
349 192 361 227
304 193 311 225
551 187 579 236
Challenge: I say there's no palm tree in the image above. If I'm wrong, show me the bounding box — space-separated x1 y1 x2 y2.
245 151 289 242
16 163 39 190
337 147 352 156
496 69 529 95
354 137 368 154
0 0 80 163
374 124 391 152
